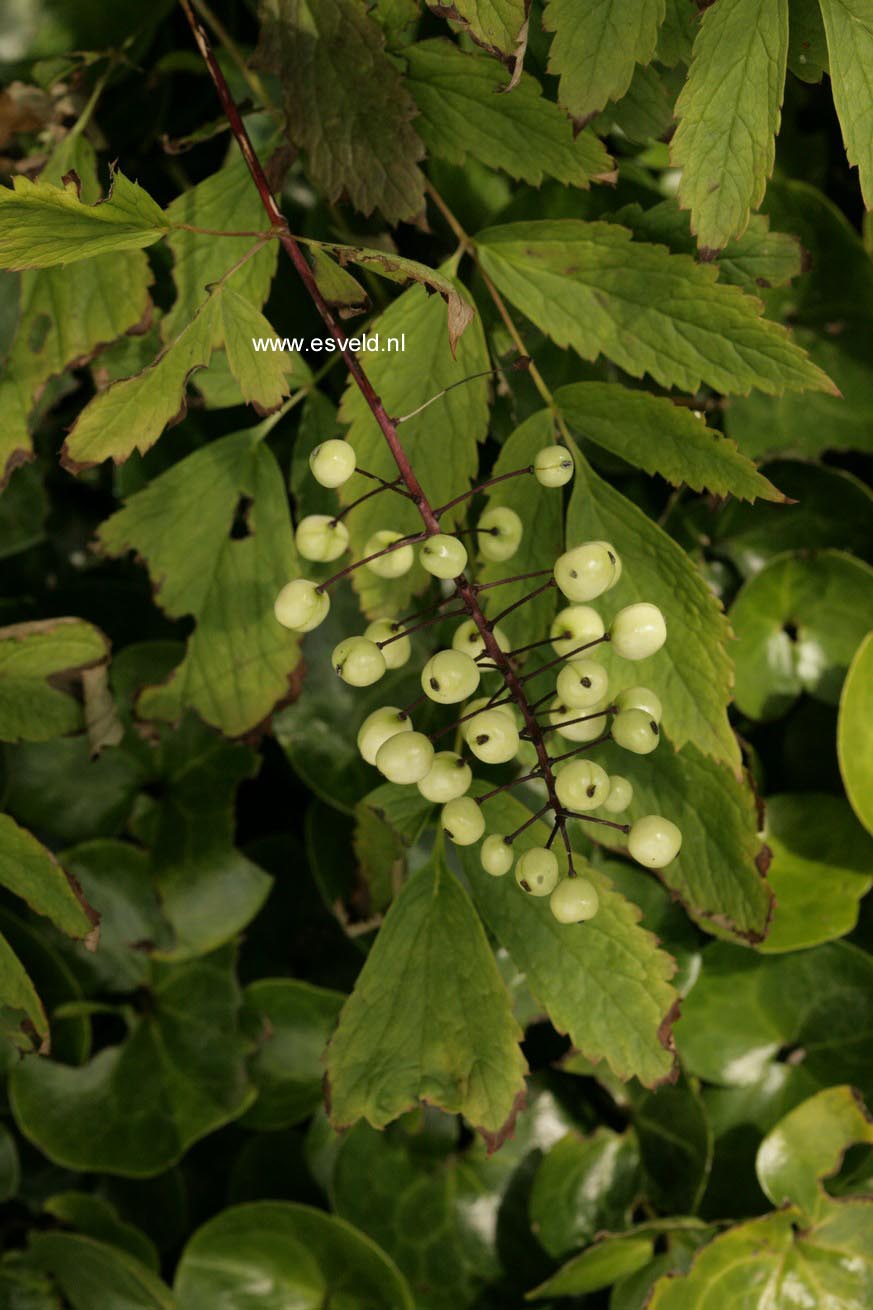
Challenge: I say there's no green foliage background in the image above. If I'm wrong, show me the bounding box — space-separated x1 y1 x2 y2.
1 1 873 1306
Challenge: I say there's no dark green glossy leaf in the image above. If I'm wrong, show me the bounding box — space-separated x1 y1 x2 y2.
529 1128 640 1258
243 978 344 1130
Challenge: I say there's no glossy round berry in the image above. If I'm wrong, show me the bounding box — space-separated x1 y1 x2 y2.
610 604 667 661
417 751 472 804
357 706 412 765
616 686 662 723
332 636 387 687
309 438 355 488
591 540 622 585
451 619 510 661
481 834 515 877
420 533 468 579
375 730 434 784
515 847 559 896
422 649 481 704
441 796 485 846
364 618 411 670
612 708 660 755
364 530 414 578
554 542 619 602
464 708 520 764
550 606 605 659
550 877 599 924
628 815 683 868
556 660 609 709
477 506 523 562
295 514 349 563
534 445 574 488
274 579 330 632
555 760 611 812
549 698 608 743
602 775 633 814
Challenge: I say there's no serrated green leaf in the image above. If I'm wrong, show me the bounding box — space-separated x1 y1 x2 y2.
27 1233 174 1310
543 0 665 119
325 856 527 1144
556 382 783 500
243 979 345 1130
657 0 696 65
0 929 48 1053
98 428 300 736
174 1202 414 1310
839 632 873 837
9 947 254 1176
354 783 433 913
0 618 109 743
337 281 489 615
529 1128 640 1257
62 280 295 471
0 169 169 270
671 0 788 251
476 220 834 395
256 0 425 222
819 0 873 208
565 444 739 769
729 549 873 719
789 0 829 80
405 39 613 189
601 62 673 144
462 791 678 1089
0 813 98 943
428 0 528 61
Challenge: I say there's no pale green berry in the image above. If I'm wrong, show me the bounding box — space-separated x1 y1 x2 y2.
515 847 559 896
555 760 611 812
422 649 481 704
309 438 355 488
628 815 682 868
451 619 510 662
274 579 330 632
550 876 599 923
417 751 472 803
612 707 660 755
602 775 633 814
590 540 622 585
481 834 514 877
616 686 662 723
550 605 605 659
295 514 349 563
464 708 520 764
556 659 609 709
610 604 667 661
357 706 412 765
332 636 386 687
441 796 485 846
420 533 468 579
364 530 414 578
554 542 619 602
465 696 516 724
364 618 411 670
477 506 523 562
376 730 434 784
548 698 608 743
534 445 574 488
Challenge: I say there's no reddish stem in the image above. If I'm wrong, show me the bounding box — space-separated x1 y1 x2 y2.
316 530 426 592
434 465 533 517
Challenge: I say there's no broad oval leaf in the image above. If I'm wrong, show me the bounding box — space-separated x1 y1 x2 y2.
242 978 345 1130
26 1232 174 1310
838 631 873 837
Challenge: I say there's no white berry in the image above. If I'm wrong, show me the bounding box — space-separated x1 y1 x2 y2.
417 751 472 803
555 760 611 812
550 877 599 923
309 439 355 488
364 618 411 670
616 686 662 723
464 708 520 764
515 847 559 896
477 506 523 562
534 445 574 488
610 604 667 661
481 834 514 877
612 707 660 755
451 619 510 661
554 542 620 602
422 649 481 704
628 815 682 868
295 514 349 562
375 731 434 784
441 796 485 845
364 530 414 578
332 637 386 687
550 606 605 659
357 706 412 765
274 579 330 632
556 660 609 709
548 698 608 742
420 534 468 579
602 775 633 813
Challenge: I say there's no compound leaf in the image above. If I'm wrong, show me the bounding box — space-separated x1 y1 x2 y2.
543 0 665 119
428 0 529 63
819 0 873 208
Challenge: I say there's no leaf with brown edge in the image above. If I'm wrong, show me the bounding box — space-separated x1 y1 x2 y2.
0 814 99 944
0 617 111 745
324 855 528 1146
427 0 531 78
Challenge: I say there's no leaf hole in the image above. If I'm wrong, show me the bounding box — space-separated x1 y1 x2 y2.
230 495 254 539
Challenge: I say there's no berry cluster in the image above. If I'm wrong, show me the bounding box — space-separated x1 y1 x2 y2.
275 438 682 925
